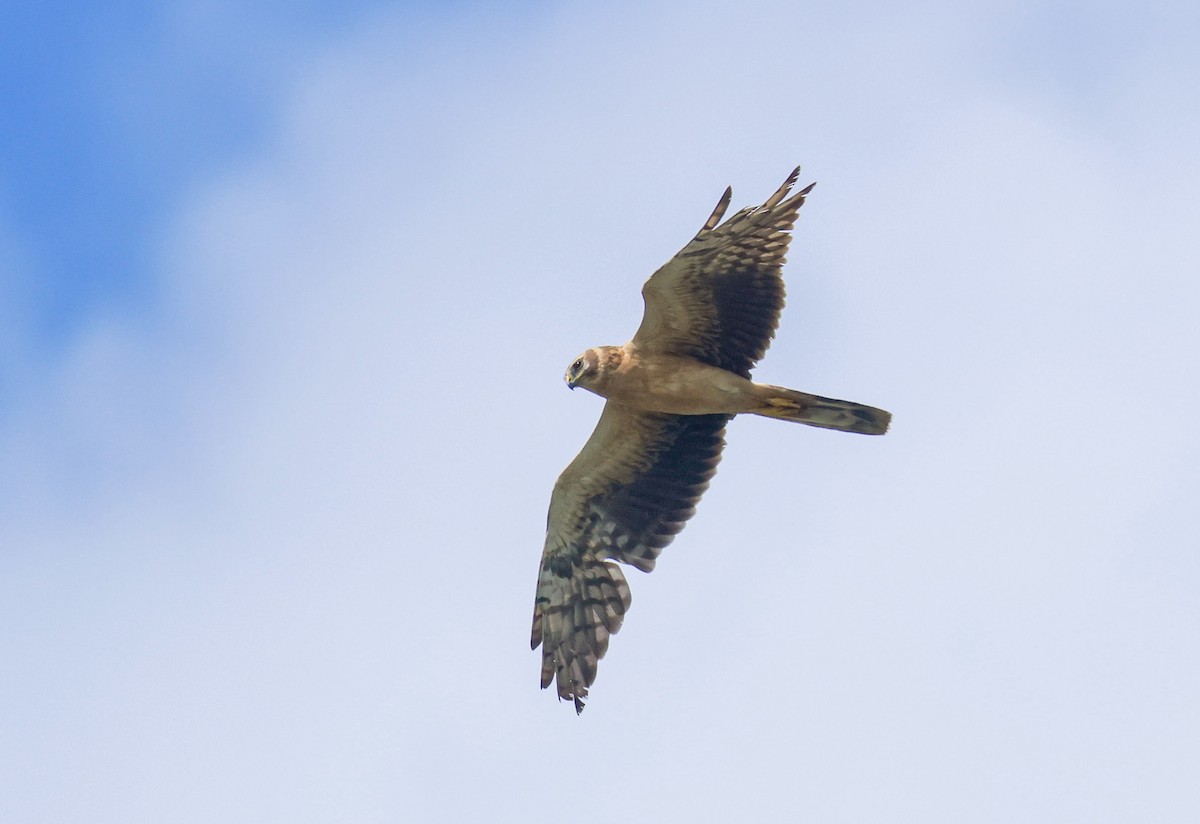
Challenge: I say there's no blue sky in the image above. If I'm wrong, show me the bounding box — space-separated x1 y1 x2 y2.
3 1 1199 821
0 1 434 345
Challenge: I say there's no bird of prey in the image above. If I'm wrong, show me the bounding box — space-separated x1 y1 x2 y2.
531 168 890 713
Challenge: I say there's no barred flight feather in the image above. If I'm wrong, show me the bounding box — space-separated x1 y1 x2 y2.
532 409 726 713
532 167 890 713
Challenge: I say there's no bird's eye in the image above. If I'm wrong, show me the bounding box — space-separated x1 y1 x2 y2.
572 359 583 372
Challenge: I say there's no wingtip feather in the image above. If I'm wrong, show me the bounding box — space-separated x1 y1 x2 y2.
763 166 801 209
700 186 733 233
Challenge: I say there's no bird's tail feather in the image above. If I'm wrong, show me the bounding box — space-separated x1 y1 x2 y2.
753 385 891 435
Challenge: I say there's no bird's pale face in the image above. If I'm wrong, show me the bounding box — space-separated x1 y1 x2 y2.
564 350 599 390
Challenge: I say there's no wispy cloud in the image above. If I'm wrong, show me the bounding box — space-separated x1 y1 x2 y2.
3 1 1198 820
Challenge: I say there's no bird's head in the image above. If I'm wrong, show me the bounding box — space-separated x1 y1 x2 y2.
564 348 602 391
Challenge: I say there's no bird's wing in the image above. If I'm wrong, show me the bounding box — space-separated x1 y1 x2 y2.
532 401 727 713
631 167 815 378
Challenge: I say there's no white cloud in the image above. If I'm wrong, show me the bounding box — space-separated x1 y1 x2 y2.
3 1 1198 821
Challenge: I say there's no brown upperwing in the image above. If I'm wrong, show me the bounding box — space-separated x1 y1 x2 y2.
532 401 727 712
631 167 814 378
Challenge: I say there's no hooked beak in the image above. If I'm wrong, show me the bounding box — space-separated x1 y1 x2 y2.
565 374 577 390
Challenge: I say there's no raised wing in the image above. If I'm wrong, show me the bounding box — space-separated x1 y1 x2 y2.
532 402 728 713
631 167 815 378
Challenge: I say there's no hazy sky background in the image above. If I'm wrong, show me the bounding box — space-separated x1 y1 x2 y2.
3 1 1198 821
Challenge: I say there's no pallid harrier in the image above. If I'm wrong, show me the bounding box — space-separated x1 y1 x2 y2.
532 168 890 713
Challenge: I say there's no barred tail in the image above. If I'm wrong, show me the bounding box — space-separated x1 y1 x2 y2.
753 385 891 435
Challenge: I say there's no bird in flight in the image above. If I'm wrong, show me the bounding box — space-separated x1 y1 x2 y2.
531 168 890 713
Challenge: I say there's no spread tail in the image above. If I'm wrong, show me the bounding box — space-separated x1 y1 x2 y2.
753 385 891 435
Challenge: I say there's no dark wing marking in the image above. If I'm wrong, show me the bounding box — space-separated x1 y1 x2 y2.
631 167 815 378
532 402 727 713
